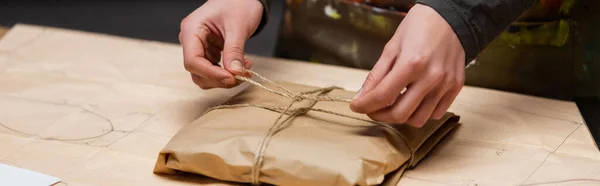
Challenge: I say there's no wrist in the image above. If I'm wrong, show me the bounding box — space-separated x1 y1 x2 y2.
415 0 477 64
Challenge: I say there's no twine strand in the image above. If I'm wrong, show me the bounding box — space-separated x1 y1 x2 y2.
203 70 414 185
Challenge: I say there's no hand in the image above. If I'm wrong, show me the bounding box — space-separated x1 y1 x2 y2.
350 4 465 128
179 0 263 89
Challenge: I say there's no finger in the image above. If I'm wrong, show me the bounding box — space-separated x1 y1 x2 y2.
190 73 215 89
180 26 211 64
185 50 235 85
405 87 446 127
432 54 465 118
180 27 235 85
207 32 224 49
205 46 222 64
191 73 236 89
351 54 426 114
367 69 442 124
432 77 463 119
353 42 399 99
205 36 224 64
242 58 254 77
244 58 253 69
190 73 202 85
222 29 249 76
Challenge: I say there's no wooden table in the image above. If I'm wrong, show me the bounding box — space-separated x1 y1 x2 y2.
0 24 599 186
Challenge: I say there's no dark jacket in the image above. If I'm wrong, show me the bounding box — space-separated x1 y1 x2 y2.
255 0 536 64
253 0 600 102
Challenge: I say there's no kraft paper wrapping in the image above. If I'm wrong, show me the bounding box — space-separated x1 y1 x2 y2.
153 80 460 186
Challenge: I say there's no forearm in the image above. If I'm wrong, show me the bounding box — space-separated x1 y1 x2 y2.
416 0 537 63
253 0 271 36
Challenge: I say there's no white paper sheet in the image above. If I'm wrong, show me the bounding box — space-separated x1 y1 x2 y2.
0 164 61 186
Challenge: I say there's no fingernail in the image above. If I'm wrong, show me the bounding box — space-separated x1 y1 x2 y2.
231 60 244 73
353 88 363 100
221 78 235 85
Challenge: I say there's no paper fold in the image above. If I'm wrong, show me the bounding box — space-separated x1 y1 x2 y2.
154 81 460 186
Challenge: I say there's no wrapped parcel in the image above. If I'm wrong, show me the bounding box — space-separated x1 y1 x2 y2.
154 78 460 186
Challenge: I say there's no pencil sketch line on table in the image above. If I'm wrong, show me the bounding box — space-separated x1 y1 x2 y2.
520 124 583 185
519 178 600 186
452 102 581 149
451 136 557 150
2 94 81 108
0 121 33 136
0 159 22 168
403 176 454 186
103 112 157 147
0 27 46 54
453 102 581 125
0 107 131 146
506 106 583 124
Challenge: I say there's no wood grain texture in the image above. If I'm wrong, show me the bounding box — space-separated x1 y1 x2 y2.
0 24 597 186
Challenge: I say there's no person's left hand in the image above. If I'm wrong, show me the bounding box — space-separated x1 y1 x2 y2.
350 4 466 128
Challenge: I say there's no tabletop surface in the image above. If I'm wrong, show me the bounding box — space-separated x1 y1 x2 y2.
0 24 599 186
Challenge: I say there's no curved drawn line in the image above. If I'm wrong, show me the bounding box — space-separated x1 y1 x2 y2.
0 107 120 142
103 114 155 147
0 121 33 136
1 27 46 53
520 179 600 186
43 108 115 142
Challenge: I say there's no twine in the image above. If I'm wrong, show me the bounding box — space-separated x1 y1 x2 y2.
203 70 414 185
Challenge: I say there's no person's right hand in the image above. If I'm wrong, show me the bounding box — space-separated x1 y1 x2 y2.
180 0 264 89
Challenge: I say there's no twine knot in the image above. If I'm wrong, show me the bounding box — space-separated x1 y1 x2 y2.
292 95 303 102
204 70 413 185
294 107 310 115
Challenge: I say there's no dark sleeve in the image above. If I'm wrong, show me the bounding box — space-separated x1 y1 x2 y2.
415 0 537 63
252 0 271 37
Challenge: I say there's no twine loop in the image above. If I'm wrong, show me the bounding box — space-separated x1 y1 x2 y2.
203 70 413 185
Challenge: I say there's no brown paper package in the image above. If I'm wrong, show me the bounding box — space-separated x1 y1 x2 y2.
153 81 460 186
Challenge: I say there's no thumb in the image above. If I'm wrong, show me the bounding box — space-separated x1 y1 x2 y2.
222 30 249 75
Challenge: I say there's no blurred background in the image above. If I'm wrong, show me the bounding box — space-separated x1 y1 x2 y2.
0 0 285 57
0 0 598 142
